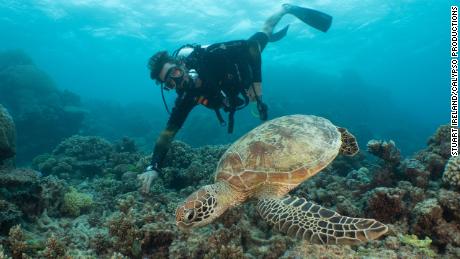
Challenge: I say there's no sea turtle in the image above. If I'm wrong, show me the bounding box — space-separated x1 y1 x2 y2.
175 114 388 244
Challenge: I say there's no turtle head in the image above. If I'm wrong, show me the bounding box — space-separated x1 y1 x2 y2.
176 182 237 230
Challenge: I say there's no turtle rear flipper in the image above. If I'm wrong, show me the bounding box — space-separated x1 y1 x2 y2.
257 196 388 245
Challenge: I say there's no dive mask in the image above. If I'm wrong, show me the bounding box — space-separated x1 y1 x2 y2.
163 66 185 90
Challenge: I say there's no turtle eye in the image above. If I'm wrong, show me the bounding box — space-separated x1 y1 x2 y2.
184 209 196 222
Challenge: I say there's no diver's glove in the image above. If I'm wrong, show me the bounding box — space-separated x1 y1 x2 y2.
257 101 268 121
138 164 160 194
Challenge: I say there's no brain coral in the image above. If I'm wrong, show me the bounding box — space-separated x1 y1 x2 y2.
443 156 460 188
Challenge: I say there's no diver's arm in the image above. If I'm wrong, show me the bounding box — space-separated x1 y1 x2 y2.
150 94 196 169
150 126 178 169
246 40 268 120
140 99 194 193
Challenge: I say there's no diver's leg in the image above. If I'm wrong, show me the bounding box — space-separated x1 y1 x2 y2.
262 7 289 38
262 4 333 42
282 4 333 32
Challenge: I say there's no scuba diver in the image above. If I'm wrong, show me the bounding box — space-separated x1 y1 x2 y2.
139 4 333 192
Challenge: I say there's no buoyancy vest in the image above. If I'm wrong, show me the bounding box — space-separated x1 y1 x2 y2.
174 41 255 133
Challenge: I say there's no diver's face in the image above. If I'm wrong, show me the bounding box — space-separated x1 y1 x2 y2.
159 62 188 90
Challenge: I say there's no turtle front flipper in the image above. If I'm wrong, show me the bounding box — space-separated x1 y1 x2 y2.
338 127 359 156
257 196 388 245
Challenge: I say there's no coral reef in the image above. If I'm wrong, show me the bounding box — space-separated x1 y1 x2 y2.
107 210 143 258
144 141 228 191
0 168 43 223
438 189 460 222
0 169 67 232
41 234 67 259
411 198 443 236
443 156 460 189
8 225 27 258
0 245 9 259
0 124 458 258
415 125 450 178
0 50 85 164
0 200 22 233
61 187 93 217
166 142 227 183
365 187 406 223
400 158 430 188
399 234 435 257
0 105 15 166
38 176 67 218
367 139 401 166
32 135 141 179
425 125 451 159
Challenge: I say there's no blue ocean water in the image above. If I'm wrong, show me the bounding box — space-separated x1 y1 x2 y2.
0 0 449 157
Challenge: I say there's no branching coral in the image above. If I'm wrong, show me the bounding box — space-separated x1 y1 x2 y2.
41 234 67 259
141 227 175 257
107 210 143 258
399 234 435 257
8 225 27 258
0 245 11 259
61 187 93 217
287 243 357 258
89 232 111 256
194 225 246 259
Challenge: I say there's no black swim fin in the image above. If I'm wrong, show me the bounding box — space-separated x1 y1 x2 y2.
283 4 333 32
269 25 289 42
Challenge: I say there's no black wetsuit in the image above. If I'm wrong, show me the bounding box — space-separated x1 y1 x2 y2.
151 32 269 169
